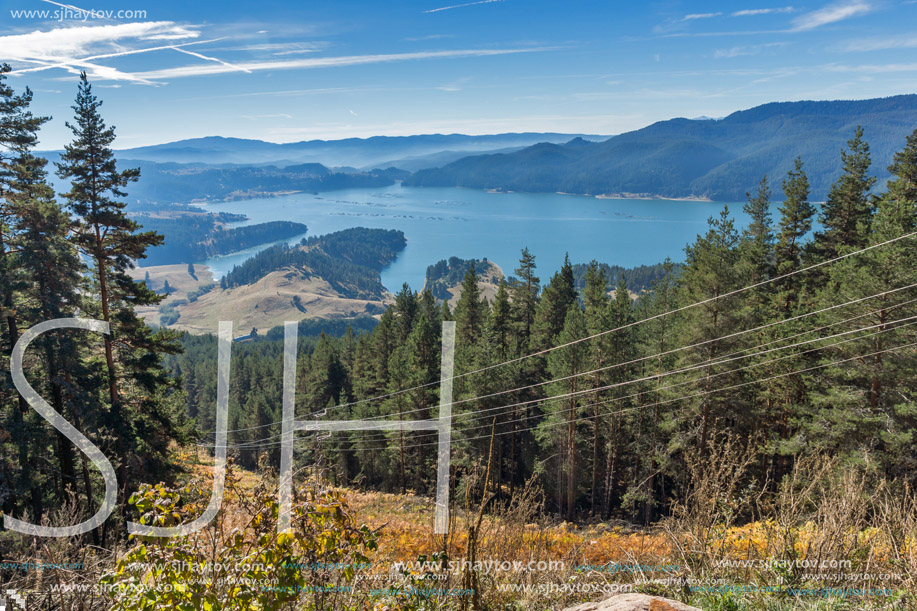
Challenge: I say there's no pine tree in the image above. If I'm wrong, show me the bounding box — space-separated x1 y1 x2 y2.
0 64 47 414
741 175 775 285
813 129 917 477
57 73 148 408
539 303 589 520
505 249 543 492
13 139 91 519
764 159 816 476
489 278 513 361
56 73 183 504
634 259 679 524
385 343 411 493
605 277 635 515
403 311 440 493
509 247 539 351
582 261 610 515
454 263 485 346
418 289 441 338
814 126 876 260
533 253 577 349
774 157 814 302
298 333 352 482
0 65 53 522
675 207 749 457
393 283 418 341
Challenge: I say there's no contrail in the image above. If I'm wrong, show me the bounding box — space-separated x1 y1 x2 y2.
172 47 252 73
39 0 92 14
13 39 225 82
424 0 503 14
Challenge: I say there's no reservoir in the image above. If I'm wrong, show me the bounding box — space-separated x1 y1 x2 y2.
201 184 747 291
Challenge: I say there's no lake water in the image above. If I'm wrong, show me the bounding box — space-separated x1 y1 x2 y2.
200 184 748 292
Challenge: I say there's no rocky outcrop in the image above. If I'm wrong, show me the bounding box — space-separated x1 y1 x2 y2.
562 593 703 611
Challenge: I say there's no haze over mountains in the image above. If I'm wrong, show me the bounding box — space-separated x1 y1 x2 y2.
115 133 605 168
96 95 917 205
406 95 917 201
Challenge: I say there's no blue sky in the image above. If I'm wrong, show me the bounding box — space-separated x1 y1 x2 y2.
0 0 915 148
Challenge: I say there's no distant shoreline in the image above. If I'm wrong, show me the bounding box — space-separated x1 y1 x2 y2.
465 186 714 202
593 192 712 202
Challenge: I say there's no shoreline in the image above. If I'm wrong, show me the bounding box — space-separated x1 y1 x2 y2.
593 192 712 202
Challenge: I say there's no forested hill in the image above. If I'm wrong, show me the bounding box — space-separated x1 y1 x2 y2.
124 160 407 205
424 257 500 300
113 132 605 166
37 153 410 206
220 227 406 300
404 95 917 201
138 213 308 266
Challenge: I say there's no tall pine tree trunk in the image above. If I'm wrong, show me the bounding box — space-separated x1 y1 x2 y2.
94 246 119 408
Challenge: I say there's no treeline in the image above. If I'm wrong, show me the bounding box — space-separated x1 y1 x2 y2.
123 160 408 205
299 227 406 269
0 70 186 549
141 216 307 266
422 257 679 302
176 126 917 522
219 228 406 299
570 261 683 295
263 316 379 340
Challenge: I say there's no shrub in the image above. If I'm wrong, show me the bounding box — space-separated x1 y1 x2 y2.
101 474 378 610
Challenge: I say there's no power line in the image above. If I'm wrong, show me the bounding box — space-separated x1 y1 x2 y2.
305 340 917 454
291 230 917 418
340 311 917 444
199 279 917 439
340 285 917 424
206 314 917 450
202 307 917 448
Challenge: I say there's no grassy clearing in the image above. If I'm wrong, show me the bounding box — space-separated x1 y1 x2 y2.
3 448 915 610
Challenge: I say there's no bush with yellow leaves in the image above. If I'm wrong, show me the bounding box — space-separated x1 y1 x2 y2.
100 473 378 611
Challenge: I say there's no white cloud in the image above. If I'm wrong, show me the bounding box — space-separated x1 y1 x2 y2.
731 6 794 16
436 76 471 91
791 1 872 31
0 22 201 83
843 35 917 51
202 41 327 56
823 62 917 73
0 18 550 86
0 22 198 60
404 34 455 41
714 42 787 58
683 12 722 20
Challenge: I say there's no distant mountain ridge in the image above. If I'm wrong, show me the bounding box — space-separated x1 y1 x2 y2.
113 132 608 167
119 160 407 205
405 95 917 201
